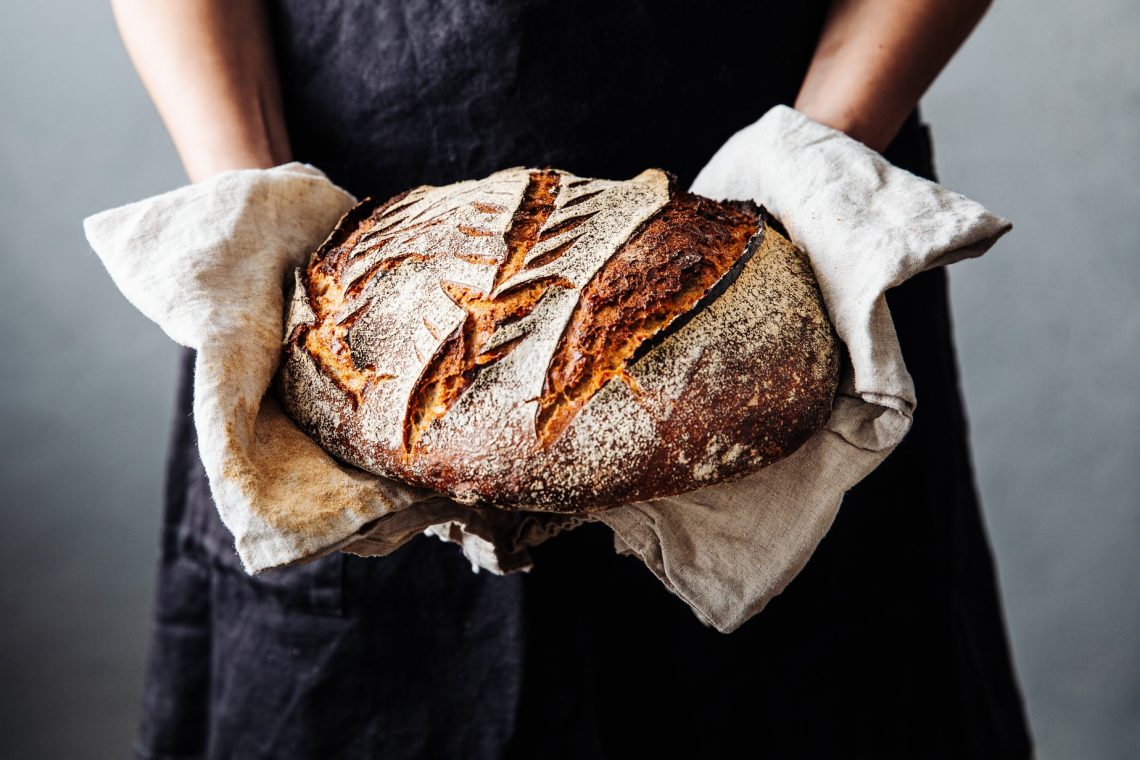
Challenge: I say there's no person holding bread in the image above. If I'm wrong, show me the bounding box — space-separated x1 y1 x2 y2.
111 1 1033 757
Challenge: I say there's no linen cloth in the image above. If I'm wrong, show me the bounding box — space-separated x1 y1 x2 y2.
85 105 1009 633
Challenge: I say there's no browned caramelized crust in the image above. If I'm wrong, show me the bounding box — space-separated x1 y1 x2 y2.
293 191 413 405
537 192 759 446
403 171 563 452
275 167 841 512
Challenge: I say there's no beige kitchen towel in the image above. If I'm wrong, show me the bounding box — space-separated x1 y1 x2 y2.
596 105 1011 630
84 106 1010 632
84 162 578 575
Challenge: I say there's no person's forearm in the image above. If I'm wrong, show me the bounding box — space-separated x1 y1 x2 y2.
110 0 291 182
795 0 992 152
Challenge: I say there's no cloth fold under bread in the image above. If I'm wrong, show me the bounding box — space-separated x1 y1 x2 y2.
84 105 1010 633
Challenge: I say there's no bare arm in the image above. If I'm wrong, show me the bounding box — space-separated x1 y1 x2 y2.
110 0 291 183
795 0 992 152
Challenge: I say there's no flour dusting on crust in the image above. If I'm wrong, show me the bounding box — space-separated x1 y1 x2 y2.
276 168 840 511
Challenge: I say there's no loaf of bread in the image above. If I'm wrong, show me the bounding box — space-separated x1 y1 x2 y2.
275 167 840 512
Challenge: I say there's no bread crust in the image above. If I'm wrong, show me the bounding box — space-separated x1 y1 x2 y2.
276 167 840 512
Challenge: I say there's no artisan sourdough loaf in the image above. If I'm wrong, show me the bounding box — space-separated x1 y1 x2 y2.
275 167 840 512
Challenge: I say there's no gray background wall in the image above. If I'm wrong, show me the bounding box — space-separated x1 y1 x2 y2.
1 1 1136 757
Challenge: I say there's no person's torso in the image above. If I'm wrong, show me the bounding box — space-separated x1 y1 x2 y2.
267 0 833 198
143 6 1033 758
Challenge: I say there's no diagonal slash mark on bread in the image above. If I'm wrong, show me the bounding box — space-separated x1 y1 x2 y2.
402 171 566 451
533 189 760 445
277 166 841 512
296 168 761 455
402 170 762 452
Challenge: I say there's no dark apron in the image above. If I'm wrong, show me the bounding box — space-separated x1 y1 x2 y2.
135 2 1032 757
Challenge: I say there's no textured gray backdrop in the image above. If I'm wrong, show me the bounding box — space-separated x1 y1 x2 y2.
1 1 1136 758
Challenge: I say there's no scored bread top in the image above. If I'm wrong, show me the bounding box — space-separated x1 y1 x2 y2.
276 167 840 512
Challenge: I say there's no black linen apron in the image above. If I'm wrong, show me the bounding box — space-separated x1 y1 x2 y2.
134 2 1033 757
